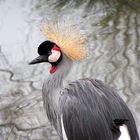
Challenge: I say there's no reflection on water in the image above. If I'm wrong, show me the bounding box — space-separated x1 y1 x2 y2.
0 0 140 139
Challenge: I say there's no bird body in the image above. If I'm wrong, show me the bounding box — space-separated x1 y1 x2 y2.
29 21 139 140
41 55 139 140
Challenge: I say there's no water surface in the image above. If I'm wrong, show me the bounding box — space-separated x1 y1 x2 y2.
0 0 140 139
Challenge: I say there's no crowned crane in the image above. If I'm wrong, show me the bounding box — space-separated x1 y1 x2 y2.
29 22 139 140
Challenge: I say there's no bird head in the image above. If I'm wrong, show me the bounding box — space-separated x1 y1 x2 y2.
29 40 63 74
29 21 88 74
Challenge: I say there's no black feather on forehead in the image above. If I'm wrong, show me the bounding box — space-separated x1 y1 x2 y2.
38 40 56 55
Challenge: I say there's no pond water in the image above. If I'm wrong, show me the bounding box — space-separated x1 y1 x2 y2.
0 0 140 139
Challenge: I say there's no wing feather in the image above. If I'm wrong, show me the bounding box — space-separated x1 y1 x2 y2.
60 79 139 140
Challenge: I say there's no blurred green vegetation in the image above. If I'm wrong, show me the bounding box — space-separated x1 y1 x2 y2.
55 0 140 11
54 0 140 27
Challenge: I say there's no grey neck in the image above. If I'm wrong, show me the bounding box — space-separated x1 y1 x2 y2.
44 55 72 94
42 56 72 136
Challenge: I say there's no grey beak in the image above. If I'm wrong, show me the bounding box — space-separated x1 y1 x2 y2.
29 55 48 65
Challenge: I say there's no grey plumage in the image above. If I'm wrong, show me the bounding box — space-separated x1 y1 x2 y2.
60 79 139 140
42 56 72 139
42 56 139 140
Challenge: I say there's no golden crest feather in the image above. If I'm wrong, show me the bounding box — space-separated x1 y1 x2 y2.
41 21 88 61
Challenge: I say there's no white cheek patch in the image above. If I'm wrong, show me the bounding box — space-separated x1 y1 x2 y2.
48 50 61 62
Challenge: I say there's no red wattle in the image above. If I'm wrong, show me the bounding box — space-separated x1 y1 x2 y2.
50 66 57 74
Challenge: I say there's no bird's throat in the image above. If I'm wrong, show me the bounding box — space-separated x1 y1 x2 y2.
50 66 57 74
